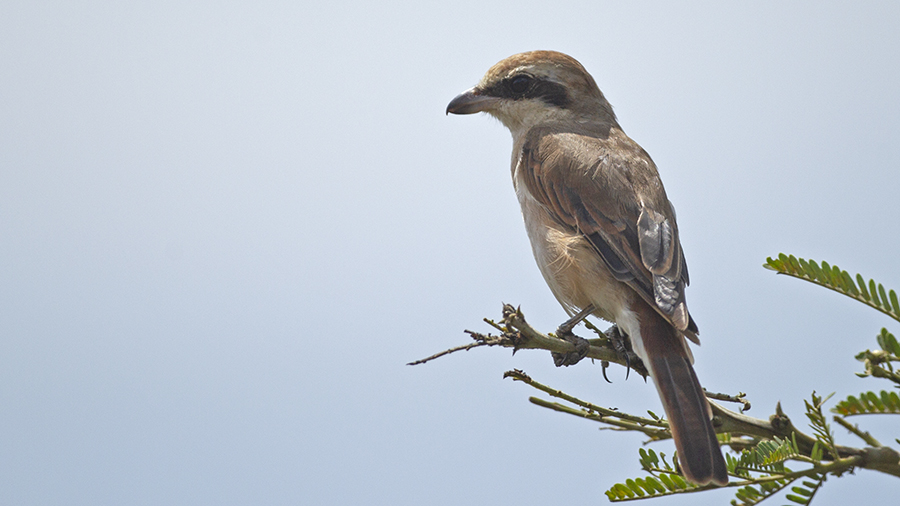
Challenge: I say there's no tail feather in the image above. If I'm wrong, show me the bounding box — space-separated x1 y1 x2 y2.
635 302 728 486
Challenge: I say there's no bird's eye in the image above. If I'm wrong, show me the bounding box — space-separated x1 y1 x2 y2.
508 74 533 94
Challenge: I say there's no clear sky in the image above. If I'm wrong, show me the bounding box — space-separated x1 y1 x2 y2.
2 2 899 505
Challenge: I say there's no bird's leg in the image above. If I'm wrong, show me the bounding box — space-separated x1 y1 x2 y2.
557 304 595 335
605 324 640 380
551 305 594 367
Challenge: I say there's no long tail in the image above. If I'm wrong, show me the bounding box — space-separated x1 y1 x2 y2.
634 302 728 486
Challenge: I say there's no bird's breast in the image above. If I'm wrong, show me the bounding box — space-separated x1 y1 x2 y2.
512 163 633 325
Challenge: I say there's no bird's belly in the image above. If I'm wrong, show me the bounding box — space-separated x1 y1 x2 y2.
518 195 632 324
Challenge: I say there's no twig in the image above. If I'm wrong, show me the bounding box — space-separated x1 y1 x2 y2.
504 369 667 429
406 341 488 365
528 397 671 438
705 390 752 412
834 415 882 447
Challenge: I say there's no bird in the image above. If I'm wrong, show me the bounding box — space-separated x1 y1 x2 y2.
446 50 728 486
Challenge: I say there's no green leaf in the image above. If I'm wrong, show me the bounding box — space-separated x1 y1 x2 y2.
639 478 659 494
818 260 831 282
877 328 900 356
856 274 870 300
778 253 790 269
613 482 634 499
800 258 815 279
833 390 900 416
658 452 673 471
809 441 822 462
791 486 812 497
805 392 838 459
657 473 675 490
639 448 659 470
859 392 872 411
625 479 646 497
730 477 795 506
786 493 810 504
785 255 800 274
879 283 890 310
786 474 826 506
644 477 667 494
765 254 900 323
731 436 800 478
866 391 884 410
605 448 708 501
841 270 858 295
831 265 844 287
883 390 900 408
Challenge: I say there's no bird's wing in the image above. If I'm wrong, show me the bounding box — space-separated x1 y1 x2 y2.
519 126 698 339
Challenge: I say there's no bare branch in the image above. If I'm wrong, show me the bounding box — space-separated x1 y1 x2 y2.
409 303 648 378
705 390 752 412
503 369 668 436
406 341 489 365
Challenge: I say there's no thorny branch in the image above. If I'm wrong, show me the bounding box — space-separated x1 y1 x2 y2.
409 304 900 481
409 303 649 378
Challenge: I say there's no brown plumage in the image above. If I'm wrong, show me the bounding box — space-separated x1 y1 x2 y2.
447 50 727 486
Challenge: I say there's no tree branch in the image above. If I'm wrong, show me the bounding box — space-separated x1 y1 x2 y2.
410 303 900 481
521 373 900 479
409 303 648 377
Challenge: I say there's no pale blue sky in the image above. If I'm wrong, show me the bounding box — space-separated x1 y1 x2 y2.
2 2 899 505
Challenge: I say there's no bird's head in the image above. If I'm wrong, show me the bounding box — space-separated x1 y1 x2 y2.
446 51 616 135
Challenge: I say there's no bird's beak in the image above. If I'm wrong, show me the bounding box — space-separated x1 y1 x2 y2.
446 87 500 115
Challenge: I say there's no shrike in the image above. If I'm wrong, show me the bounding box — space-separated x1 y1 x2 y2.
446 51 727 486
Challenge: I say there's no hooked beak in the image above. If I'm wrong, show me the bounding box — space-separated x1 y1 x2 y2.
446 87 500 115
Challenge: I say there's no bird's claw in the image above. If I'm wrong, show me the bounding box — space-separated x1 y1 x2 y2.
606 325 635 380
551 325 590 367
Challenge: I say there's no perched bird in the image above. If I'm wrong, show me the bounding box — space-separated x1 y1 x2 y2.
446 51 728 486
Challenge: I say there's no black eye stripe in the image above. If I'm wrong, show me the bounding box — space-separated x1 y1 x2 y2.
482 74 571 109
527 79 570 108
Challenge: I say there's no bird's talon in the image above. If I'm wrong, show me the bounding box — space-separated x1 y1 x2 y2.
551 329 590 367
607 325 634 380
601 361 612 383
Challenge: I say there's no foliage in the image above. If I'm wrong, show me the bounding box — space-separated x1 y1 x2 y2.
832 390 900 416
763 254 900 324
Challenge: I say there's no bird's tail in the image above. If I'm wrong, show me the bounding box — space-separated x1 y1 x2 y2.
636 303 728 486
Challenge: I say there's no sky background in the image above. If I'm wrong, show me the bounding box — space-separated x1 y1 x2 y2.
2 2 899 505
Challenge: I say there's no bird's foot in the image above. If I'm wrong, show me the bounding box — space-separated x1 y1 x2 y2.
551 326 590 367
